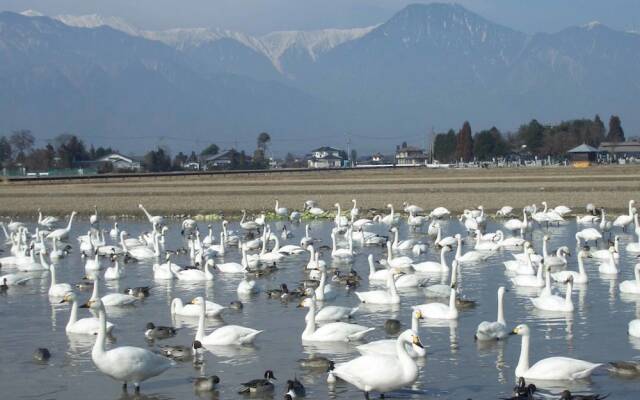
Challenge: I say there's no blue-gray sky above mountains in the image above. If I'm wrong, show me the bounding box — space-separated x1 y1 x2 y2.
1 0 639 34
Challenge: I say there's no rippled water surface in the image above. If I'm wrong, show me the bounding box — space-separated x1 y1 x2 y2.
1 217 639 399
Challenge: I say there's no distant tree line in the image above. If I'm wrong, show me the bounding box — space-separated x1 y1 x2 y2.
432 115 626 162
0 130 276 173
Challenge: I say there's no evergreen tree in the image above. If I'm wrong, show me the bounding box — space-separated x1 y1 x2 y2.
517 119 545 154
455 121 474 162
201 143 219 157
0 136 12 166
607 115 625 142
433 129 456 163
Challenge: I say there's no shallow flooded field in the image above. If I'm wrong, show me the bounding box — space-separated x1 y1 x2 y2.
1 217 639 399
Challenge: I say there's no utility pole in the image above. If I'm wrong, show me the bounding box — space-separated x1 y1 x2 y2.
346 133 351 167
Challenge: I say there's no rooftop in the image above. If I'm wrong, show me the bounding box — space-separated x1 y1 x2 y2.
567 143 600 153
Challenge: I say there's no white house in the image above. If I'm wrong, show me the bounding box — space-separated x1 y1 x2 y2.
307 146 347 168
97 153 142 171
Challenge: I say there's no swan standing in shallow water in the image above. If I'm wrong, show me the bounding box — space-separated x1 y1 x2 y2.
613 200 635 231
475 286 507 341
83 298 174 393
328 330 423 399
511 324 601 380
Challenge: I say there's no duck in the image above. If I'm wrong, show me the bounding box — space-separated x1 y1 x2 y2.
192 375 220 392
145 322 178 340
238 370 276 394
413 288 458 320
82 298 174 393
620 263 640 294
194 296 262 345
552 249 591 284
607 360 640 377
412 245 450 273
299 297 374 342
356 309 426 358
327 330 423 399
285 377 306 398
124 287 150 298
159 341 202 362
506 377 537 400
559 390 609 400
355 269 401 304
475 286 508 341
60 292 115 335
511 324 601 380
298 355 333 370
47 260 72 298
171 297 225 318
32 347 51 362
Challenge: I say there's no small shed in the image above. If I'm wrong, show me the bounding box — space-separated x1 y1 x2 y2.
567 143 600 163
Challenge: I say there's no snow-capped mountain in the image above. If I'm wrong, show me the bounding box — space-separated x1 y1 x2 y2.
4 3 640 153
20 10 374 74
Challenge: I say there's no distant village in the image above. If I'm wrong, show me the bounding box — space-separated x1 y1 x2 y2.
1 115 638 178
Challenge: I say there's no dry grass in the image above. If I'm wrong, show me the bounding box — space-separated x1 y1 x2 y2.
2 165 640 218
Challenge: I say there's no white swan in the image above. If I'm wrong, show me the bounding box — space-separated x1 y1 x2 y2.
104 259 125 281
61 292 115 335
575 229 602 246
425 260 459 297
367 254 390 282
46 211 77 241
629 320 640 338
434 223 456 247
305 300 358 322
306 246 326 270
591 236 620 261
175 260 214 281
613 200 635 231
620 263 640 294
237 276 260 295
331 231 354 260
381 241 413 268
412 245 450 273
356 310 426 358
300 297 374 342
315 268 337 301
84 298 173 392
138 204 164 226
551 250 590 284
390 227 417 250
413 288 458 320
329 329 422 398
274 199 289 217
47 258 72 297
454 234 488 264
90 276 138 307
474 229 500 251
503 243 536 276
510 252 545 288
511 324 601 380
475 286 507 341
0 273 30 286
597 247 618 274
625 229 640 253
531 277 574 312
171 297 224 318
194 296 262 345
430 207 450 219
355 269 401 304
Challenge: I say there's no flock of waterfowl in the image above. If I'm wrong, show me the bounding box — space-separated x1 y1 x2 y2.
2 199 640 399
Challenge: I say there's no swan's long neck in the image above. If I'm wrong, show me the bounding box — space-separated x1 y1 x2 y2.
395 334 417 379
120 233 128 253
542 239 549 258
435 226 442 243
90 277 99 301
449 289 456 311
544 267 551 293
303 301 316 337
634 264 640 283
66 213 75 230
386 241 393 262
93 306 107 357
272 235 280 252
450 261 457 286
614 239 619 253
565 281 573 304
577 255 586 276
331 234 337 254
49 261 57 286
497 290 505 325
368 257 376 277
516 334 530 377
67 298 78 328
441 247 449 268
196 300 205 343
141 205 152 221
455 237 462 260
387 273 398 297
411 312 419 333
317 271 326 298
629 201 634 218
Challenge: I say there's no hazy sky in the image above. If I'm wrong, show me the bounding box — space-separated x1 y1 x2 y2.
1 0 638 34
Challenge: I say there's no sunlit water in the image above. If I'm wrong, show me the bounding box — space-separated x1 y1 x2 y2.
1 217 639 399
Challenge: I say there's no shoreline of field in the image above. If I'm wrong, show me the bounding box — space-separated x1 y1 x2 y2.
1 165 639 219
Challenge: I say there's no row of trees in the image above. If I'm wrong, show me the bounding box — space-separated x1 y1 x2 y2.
432 115 626 162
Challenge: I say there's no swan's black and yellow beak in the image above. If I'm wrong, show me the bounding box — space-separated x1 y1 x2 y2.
79 301 90 308
510 328 518 335
412 335 425 349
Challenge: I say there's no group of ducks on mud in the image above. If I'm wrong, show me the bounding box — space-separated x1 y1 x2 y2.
2 199 640 399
